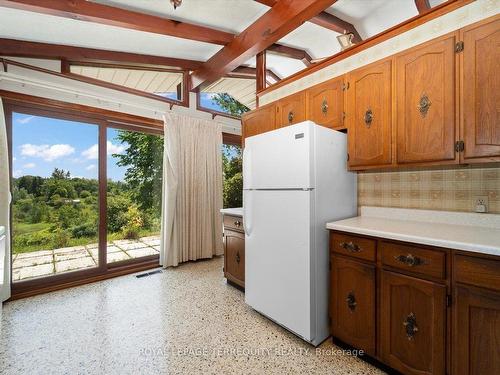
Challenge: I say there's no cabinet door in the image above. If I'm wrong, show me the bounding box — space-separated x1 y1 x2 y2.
380 271 446 375
330 255 376 355
346 59 392 168
276 91 306 127
224 229 245 288
308 76 344 129
461 17 500 162
395 34 458 164
453 285 500 375
242 103 276 139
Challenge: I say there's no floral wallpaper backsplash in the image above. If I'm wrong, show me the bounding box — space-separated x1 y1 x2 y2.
358 166 500 214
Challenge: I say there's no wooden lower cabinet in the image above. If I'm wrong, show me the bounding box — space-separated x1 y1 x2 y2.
453 285 500 375
330 255 376 355
380 271 446 375
224 229 245 288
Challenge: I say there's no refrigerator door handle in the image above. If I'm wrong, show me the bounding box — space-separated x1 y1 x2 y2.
243 143 252 190
243 192 252 236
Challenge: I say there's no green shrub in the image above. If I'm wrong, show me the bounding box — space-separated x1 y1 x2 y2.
79 190 91 199
107 194 132 232
13 229 52 248
57 205 80 229
71 222 97 238
223 172 243 208
53 229 70 248
122 205 143 239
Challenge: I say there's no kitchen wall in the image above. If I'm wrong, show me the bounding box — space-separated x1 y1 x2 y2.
358 166 500 213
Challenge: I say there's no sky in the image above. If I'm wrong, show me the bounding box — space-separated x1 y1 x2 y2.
12 112 130 181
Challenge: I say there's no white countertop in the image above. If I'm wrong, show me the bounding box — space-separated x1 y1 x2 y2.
326 207 500 257
220 207 243 217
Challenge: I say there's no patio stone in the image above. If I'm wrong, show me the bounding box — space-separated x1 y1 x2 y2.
13 254 53 269
86 243 99 249
127 247 158 258
55 256 96 273
107 251 131 263
13 263 54 281
140 237 161 246
15 250 53 258
54 248 89 262
54 246 86 255
153 245 160 252
113 240 146 251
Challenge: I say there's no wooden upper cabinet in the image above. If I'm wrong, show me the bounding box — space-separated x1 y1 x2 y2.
461 17 500 162
242 102 276 139
380 271 446 375
346 59 393 169
307 76 345 129
276 91 306 127
395 34 458 165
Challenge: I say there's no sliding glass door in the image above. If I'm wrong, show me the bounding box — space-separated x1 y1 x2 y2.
7 105 161 290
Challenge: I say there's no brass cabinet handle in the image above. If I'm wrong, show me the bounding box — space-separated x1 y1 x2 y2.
364 109 373 127
236 251 240 264
346 291 357 311
340 241 361 253
403 312 418 340
321 99 329 114
288 111 294 123
233 220 241 227
394 254 425 267
417 94 431 117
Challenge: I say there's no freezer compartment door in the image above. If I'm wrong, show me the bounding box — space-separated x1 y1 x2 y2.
243 121 314 189
244 189 312 341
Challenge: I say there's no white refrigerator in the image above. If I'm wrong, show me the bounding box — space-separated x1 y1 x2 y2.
243 120 357 346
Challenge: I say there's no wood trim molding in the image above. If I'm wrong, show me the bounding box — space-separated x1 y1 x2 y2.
415 0 432 14
189 0 337 91
222 132 242 146
0 0 234 45
256 0 473 98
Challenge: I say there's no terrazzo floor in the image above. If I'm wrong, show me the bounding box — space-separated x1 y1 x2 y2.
12 235 161 281
0 256 386 375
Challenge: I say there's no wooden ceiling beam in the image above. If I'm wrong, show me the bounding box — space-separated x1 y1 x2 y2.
415 0 432 14
255 0 361 43
0 0 234 45
190 0 337 91
267 44 312 66
227 66 281 82
0 38 202 70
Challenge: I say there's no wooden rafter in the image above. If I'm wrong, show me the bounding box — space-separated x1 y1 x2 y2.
0 38 202 70
190 0 337 91
0 0 234 45
267 44 312 66
415 0 431 14
256 51 266 92
255 0 361 43
229 66 280 82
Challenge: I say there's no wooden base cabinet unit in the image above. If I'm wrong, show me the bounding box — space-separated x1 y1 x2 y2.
330 255 376 356
222 214 245 288
329 230 500 375
380 271 446 375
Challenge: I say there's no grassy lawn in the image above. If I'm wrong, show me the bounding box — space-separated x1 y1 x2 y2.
14 222 51 235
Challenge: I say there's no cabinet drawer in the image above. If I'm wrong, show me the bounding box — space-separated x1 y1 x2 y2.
224 229 245 288
455 254 500 291
331 233 376 262
381 242 446 279
223 215 244 232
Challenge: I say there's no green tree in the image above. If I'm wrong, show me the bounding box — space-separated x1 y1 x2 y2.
211 93 249 117
113 131 163 214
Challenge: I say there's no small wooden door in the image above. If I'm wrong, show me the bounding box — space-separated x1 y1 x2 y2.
461 17 500 162
346 59 392 168
330 255 376 355
224 229 245 288
453 285 500 375
380 271 446 375
276 91 306 127
395 34 458 164
242 103 276 139
308 76 344 129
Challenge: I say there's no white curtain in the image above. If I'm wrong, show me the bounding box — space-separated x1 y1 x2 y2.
160 113 223 268
0 98 11 302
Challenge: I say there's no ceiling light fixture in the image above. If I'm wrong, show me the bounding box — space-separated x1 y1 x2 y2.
170 0 182 9
337 32 355 51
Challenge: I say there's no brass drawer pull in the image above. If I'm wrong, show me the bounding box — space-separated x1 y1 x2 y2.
288 111 294 123
321 99 328 114
233 220 241 227
346 291 357 311
417 94 431 117
340 241 361 253
236 251 240 264
394 254 425 267
403 312 418 340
